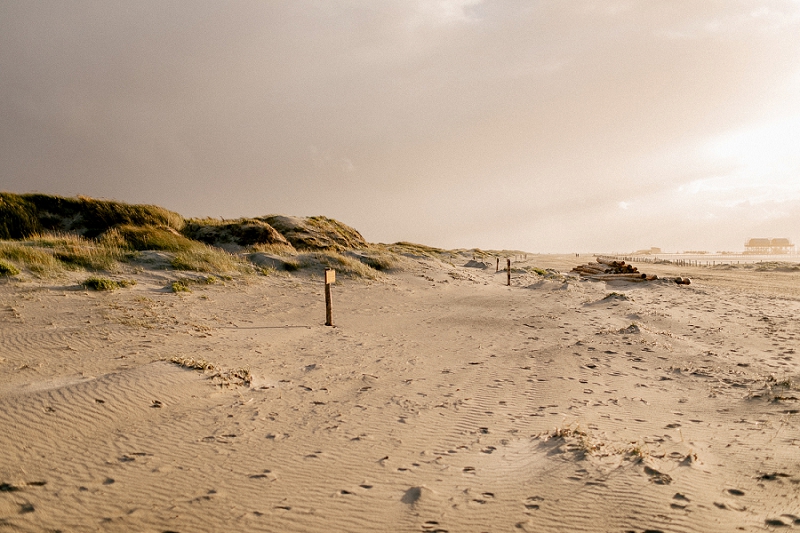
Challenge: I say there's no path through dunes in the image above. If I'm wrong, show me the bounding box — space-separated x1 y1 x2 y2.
1 260 799 532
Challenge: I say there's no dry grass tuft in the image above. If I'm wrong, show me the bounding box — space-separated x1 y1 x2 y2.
249 243 297 256
356 249 403 271
110 224 197 252
0 260 20 276
81 276 136 291
169 356 251 387
171 246 254 274
298 251 379 279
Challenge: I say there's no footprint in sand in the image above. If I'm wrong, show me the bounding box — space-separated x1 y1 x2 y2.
524 496 543 509
402 486 422 504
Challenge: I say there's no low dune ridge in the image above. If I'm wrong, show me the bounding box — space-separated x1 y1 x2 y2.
1 196 800 532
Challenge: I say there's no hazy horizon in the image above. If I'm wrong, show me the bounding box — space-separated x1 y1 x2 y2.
2 1 799 253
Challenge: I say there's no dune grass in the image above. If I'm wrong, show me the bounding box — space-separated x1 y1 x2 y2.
0 193 41 239
1 193 185 239
110 224 197 252
356 249 402 271
170 246 254 274
0 240 65 275
170 279 192 293
298 251 379 279
169 356 252 387
249 242 298 256
0 260 20 276
81 276 136 291
0 233 129 275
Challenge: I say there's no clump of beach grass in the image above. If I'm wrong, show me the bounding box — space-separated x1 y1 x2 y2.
0 260 20 276
81 276 136 291
603 292 630 301
537 422 607 458
170 279 192 293
386 241 447 260
249 242 297 256
0 241 62 275
109 224 197 252
171 246 254 274
169 356 251 387
298 251 379 279
0 233 127 275
357 249 402 271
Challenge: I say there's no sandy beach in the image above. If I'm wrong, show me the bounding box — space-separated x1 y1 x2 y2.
1 254 799 532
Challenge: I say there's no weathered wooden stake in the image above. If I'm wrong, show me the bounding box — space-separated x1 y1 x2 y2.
506 258 511 286
496 258 499 272
324 268 335 327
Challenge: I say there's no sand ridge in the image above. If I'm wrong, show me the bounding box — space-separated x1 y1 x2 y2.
1 255 799 532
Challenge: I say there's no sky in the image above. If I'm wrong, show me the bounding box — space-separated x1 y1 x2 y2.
1 1 799 253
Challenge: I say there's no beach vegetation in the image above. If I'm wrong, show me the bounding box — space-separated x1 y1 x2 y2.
386 241 447 260
170 246 253 274
249 242 297 256
1 193 184 238
259 215 367 251
0 260 20 276
183 217 291 248
357 250 402 271
602 292 630 301
170 279 192 293
169 356 251 387
0 241 62 275
110 224 196 252
298 251 379 279
81 276 135 291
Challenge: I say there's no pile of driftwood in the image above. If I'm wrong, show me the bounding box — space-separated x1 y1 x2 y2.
572 257 658 282
572 257 691 284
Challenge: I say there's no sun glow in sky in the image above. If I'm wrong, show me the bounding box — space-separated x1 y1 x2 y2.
1 1 799 252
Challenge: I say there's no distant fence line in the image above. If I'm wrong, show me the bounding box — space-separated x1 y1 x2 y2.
606 253 800 267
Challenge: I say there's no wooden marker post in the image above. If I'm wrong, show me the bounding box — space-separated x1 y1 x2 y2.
324 268 335 326
496 258 499 272
506 258 511 286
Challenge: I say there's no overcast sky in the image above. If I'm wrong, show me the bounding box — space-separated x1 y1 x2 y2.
2 1 799 252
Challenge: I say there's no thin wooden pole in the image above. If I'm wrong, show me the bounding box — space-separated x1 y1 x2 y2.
324 269 335 327
506 258 511 286
496 258 499 273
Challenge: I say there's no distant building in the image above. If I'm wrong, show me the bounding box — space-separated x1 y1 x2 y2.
634 247 662 255
744 238 795 254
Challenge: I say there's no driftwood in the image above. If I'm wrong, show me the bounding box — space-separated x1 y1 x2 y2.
589 273 647 280
571 257 657 282
596 257 626 267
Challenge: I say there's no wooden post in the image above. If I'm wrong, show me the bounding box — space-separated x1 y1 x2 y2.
324 269 335 327
506 258 511 286
496 258 499 272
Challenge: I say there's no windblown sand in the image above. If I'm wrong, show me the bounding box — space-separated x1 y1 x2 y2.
1 255 799 532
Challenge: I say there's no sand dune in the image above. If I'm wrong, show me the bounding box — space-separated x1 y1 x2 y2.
1 255 799 532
